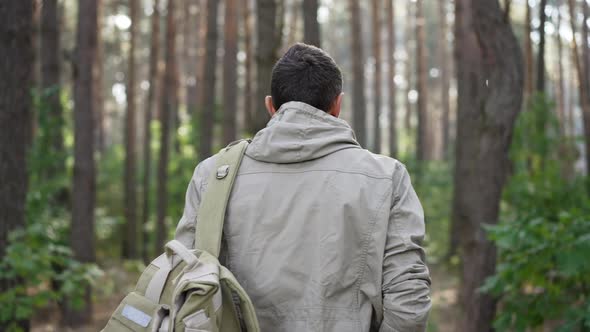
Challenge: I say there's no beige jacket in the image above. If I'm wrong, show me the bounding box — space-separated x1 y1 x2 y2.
175 102 431 331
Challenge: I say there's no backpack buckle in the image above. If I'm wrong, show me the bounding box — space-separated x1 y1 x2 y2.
216 165 230 179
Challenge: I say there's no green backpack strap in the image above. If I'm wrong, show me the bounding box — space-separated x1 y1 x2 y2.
195 139 249 257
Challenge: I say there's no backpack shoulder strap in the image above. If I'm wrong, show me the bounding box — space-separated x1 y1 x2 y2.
195 139 249 257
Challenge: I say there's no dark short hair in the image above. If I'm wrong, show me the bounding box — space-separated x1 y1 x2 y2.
271 43 343 112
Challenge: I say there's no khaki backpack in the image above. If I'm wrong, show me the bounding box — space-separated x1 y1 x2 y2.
102 140 260 332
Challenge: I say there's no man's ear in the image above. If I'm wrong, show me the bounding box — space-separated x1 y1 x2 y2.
265 96 277 116
328 93 344 118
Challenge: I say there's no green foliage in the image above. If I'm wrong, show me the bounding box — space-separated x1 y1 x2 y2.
482 94 590 331
0 89 101 328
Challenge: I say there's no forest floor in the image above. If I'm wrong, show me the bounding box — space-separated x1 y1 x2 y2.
30 263 458 332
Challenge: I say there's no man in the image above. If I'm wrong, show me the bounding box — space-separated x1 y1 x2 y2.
175 43 431 331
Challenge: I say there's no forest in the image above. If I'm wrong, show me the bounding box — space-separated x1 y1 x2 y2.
0 0 589 331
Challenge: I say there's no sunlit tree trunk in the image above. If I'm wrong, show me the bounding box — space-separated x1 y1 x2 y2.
439 0 451 159
524 0 534 98
348 0 367 147
66 0 99 326
386 0 397 157
0 2 33 330
142 0 160 263
156 0 178 253
415 0 430 161
286 0 300 48
452 0 524 330
372 0 382 153
198 0 219 161
243 0 255 134
303 0 320 47
186 0 200 122
556 6 566 135
536 0 548 92
223 0 238 145
404 5 414 134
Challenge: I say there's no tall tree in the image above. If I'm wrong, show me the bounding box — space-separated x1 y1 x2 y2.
142 0 160 263
524 0 534 97
404 5 414 133
349 0 367 147
556 4 566 135
438 0 451 159
452 0 524 330
65 0 99 326
372 0 382 153
156 0 178 253
41 0 64 179
254 0 281 134
95 1 105 153
303 0 321 47
123 0 138 260
0 2 34 330
223 0 238 145
536 0 548 92
185 0 201 121
198 0 219 160
243 0 255 134
386 0 397 157
415 0 430 161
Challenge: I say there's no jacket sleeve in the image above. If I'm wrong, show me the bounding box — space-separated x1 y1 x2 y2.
174 163 206 249
380 165 432 332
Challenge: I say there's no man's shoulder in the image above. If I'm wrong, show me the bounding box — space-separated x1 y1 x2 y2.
330 147 407 180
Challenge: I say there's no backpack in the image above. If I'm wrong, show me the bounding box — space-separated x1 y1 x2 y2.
102 140 260 332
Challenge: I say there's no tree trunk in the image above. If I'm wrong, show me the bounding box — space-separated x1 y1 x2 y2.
556 5 566 135
348 0 367 147
303 0 320 47
198 0 219 161
404 5 414 133
95 1 105 153
185 0 200 123
66 0 99 326
452 0 524 331
142 0 160 264
41 0 64 178
123 0 138 260
415 0 430 161
524 0 534 98
371 0 382 153
286 0 300 48
386 0 397 157
156 0 178 253
243 0 255 134
254 0 280 134
536 0 548 92
0 2 33 330
439 0 451 159
223 0 238 145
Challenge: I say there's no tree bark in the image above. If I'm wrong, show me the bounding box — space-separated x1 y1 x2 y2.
439 0 451 159
404 5 414 133
198 0 219 161
452 0 524 331
123 0 138 260
66 0 99 326
556 5 566 135
536 0 548 92
303 0 320 47
156 0 178 253
349 0 367 147
0 2 33 330
243 0 255 134
185 0 200 121
223 0 238 145
142 0 160 264
524 0 534 98
415 0 430 161
386 0 397 157
254 0 281 134
372 0 382 153
95 1 105 153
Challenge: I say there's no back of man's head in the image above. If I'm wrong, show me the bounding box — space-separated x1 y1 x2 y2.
271 43 343 113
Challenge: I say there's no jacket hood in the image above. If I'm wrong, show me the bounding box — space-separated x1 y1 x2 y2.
246 101 361 163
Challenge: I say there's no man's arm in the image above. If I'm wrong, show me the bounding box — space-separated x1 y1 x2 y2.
174 164 206 249
380 165 432 332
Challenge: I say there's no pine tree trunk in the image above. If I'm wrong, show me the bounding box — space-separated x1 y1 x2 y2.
243 0 255 134
415 0 429 161
223 0 238 145
536 0 548 92
556 6 566 135
254 0 280 134
123 0 138 259
142 0 160 263
404 5 414 133
371 0 382 153
198 0 219 161
386 0 397 158
66 0 99 326
156 0 178 253
95 1 105 153
524 0 534 98
349 0 367 147
303 0 320 47
439 0 451 159
185 0 200 122
452 0 524 330
0 2 33 330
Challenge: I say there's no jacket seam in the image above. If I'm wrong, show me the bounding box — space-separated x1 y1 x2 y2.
237 169 392 180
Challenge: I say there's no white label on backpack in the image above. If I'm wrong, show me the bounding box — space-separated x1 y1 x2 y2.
122 304 152 327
